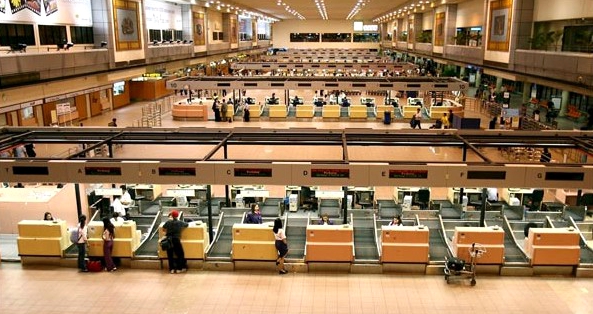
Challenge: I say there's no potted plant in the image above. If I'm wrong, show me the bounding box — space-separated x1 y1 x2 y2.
398 32 408 42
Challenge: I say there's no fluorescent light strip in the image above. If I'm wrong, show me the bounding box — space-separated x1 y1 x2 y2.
373 0 434 22
277 1 306 19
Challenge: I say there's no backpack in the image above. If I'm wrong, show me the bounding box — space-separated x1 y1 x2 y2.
70 228 81 244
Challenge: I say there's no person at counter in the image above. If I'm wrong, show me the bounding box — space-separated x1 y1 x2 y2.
111 212 125 224
269 93 279 104
318 213 333 225
389 216 403 226
487 188 499 202
163 210 189 274
120 185 132 218
244 204 263 224
292 95 300 106
102 218 117 272
540 148 552 163
43 212 55 221
77 215 89 272
111 195 126 220
273 218 289 275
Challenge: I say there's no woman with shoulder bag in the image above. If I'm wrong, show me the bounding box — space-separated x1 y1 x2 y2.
77 215 88 272
102 218 117 271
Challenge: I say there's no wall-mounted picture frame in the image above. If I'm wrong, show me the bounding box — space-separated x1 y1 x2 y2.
193 12 205 45
230 17 237 44
487 0 513 51
113 0 141 51
434 12 445 46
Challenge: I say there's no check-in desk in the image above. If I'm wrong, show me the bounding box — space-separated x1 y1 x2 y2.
451 226 505 265
322 105 341 119
306 224 354 262
17 220 70 264
246 104 262 119
268 104 287 118
157 221 209 260
231 185 269 206
88 221 142 258
525 227 580 266
296 104 315 118
133 184 162 201
172 103 209 121
231 223 276 260
501 188 534 205
360 97 375 107
348 105 368 119
447 188 484 205
381 225 429 263
555 189 593 206
375 105 395 119
427 99 463 119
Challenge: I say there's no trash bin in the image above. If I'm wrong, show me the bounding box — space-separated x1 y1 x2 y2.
383 111 391 125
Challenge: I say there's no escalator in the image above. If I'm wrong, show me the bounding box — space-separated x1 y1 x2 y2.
353 216 379 262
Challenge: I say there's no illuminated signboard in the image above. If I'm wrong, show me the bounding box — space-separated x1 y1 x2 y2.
389 169 428 179
311 168 350 178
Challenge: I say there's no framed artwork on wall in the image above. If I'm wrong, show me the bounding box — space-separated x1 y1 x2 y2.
487 0 513 51
230 17 237 44
193 12 205 45
434 12 445 46
407 18 414 44
113 0 141 51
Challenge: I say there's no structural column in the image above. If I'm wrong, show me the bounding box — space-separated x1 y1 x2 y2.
559 90 570 117
495 77 503 93
522 82 532 103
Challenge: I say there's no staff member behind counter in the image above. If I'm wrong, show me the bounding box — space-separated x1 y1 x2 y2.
486 188 498 202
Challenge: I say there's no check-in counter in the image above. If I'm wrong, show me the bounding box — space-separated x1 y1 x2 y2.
447 188 483 204
427 99 463 119
306 224 354 262
296 104 315 118
402 105 420 118
231 223 277 260
381 225 429 263
348 105 367 119
525 227 580 266
501 188 534 205
268 105 287 118
172 104 209 121
451 226 505 264
157 221 209 259
88 221 142 258
17 220 70 257
246 104 262 119
322 105 341 119
375 105 395 119
555 189 593 206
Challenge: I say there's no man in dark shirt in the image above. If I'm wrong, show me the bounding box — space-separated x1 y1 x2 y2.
163 210 189 273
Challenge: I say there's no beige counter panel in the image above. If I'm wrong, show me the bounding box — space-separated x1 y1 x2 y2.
451 226 505 264
381 226 429 263
157 222 209 260
306 224 354 262
526 228 580 266
231 223 276 260
88 221 141 258
17 220 70 257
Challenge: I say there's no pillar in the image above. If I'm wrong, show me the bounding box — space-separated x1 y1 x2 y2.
459 67 466 79
495 77 503 93
475 70 482 88
559 90 569 117
522 82 532 104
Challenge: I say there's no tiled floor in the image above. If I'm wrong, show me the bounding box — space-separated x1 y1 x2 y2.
1 262 592 314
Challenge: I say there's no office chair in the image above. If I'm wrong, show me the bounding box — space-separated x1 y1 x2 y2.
530 189 544 211
416 189 430 210
580 193 593 216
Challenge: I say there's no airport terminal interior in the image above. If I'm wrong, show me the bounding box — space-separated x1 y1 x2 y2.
1 0 593 313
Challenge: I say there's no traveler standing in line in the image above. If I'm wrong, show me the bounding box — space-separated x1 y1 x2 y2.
221 101 228 122
412 108 422 129
25 143 36 157
102 218 117 272
440 112 450 129
163 210 189 274
77 215 89 272
273 218 289 275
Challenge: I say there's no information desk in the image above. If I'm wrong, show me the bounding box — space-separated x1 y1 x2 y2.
157 221 209 260
17 220 70 257
427 99 463 119
0 184 78 234
231 223 276 260
87 220 142 258
525 227 580 266
381 225 429 263
451 226 505 264
306 224 354 262
172 98 214 121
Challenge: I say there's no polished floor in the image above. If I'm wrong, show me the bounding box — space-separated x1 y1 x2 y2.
3 94 592 314
1 262 593 314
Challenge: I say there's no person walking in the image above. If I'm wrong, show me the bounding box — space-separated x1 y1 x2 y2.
163 210 189 274
102 218 117 271
77 215 89 272
412 108 422 129
273 218 288 275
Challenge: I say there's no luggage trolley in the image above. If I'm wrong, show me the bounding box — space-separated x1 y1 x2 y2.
444 243 486 286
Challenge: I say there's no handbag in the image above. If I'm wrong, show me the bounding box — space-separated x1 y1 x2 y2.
160 237 172 250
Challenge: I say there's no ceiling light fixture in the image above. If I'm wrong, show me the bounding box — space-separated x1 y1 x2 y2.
278 1 305 20
314 0 328 20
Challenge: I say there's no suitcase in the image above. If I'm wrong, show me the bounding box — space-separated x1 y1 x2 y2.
87 260 103 272
446 257 465 271
383 111 391 125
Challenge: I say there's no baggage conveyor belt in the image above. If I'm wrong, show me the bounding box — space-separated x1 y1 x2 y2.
422 219 448 262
